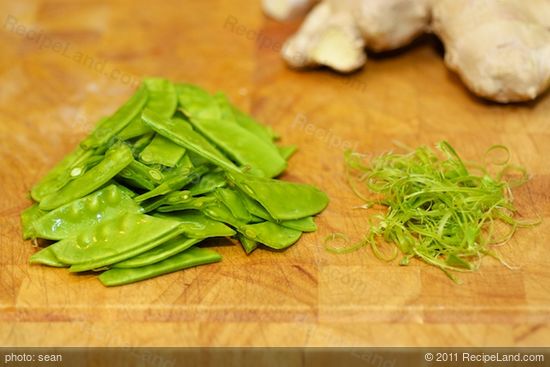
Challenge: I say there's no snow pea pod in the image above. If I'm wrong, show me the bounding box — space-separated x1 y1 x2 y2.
31 185 141 240
141 108 238 172
278 145 297 161
20 204 47 240
130 132 155 154
51 213 182 270
222 95 277 143
237 189 316 231
280 216 317 232
30 246 66 267
98 246 221 287
241 221 302 250
142 191 191 213
154 210 236 238
215 188 253 223
139 134 186 167
117 116 152 140
143 78 177 117
81 84 148 150
39 143 134 210
183 107 286 177
201 200 247 229
113 236 200 268
117 159 163 190
30 147 94 202
134 164 208 202
226 171 329 221
237 233 257 254
157 195 217 212
176 84 218 119
189 170 226 196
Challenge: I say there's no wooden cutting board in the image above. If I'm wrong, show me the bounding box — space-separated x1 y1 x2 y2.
1 0 549 347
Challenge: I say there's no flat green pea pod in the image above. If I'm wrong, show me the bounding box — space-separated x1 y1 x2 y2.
117 159 164 190
51 213 183 272
30 246 66 267
98 246 222 287
21 204 47 240
189 170 226 196
176 84 219 120
237 189 317 231
39 143 134 210
81 84 148 150
183 101 286 177
139 133 186 167
130 132 155 155
142 191 192 213
277 145 297 161
241 221 302 250
30 147 94 202
117 116 152 140
113 236 201 268
30 185 141 240
157 195 217 213
143 78 177 117
225 97 278 143
141 108 238 172
227 171 329 221
215 188 253 223
237 233 257 255
155 210 236 239
134 165 208 202
280 216 317 232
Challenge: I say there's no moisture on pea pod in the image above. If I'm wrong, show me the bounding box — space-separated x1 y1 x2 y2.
21 78 329 287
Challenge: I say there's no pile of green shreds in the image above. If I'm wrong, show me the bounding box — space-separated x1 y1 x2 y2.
21 78 328 287
327 141 535 281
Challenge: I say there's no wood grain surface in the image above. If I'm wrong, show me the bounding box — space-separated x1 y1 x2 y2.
1 0 549 348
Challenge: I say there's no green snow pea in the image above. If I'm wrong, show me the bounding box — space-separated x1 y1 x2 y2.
141 108 238 172
224 96 277 143
201 200 247 229
134 164 208 202
51 213 183 270
99 246 221 287
176 84 218 119
182 104 286 177
214 188 253 223
237 233 257 255
30 246 66 267
280 216 317 232
142 191 191 212
154 210 236 238
236 189 316 231
143 78 177 117
30 147 94 202
130 132 155 154
139 134 186 167
241 221 302 250
113 236 201 268
117 116 152 140
227 171 329 221
21 204 47 240
189 170 226 196
39 143 134 210
31 185 141 240
277 145 297 161
81 84 148 150
117 159 164 190
157 195 217 213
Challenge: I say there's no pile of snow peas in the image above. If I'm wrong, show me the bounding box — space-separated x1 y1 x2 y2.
21 78 329 287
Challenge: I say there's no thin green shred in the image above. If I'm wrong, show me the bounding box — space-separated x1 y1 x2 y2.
328 141 539 282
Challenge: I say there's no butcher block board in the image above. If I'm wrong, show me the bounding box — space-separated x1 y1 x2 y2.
1 0 549 347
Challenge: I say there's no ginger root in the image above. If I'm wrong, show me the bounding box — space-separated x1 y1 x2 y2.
263 0 550 103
